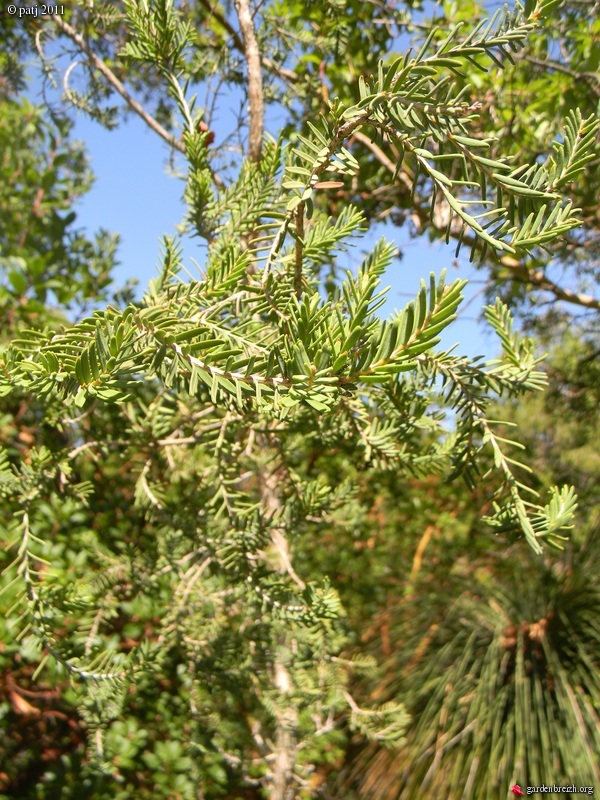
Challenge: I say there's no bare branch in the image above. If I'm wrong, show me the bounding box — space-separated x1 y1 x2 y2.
451 226 600 310
198 0 298 85
198 0 245 51
50 14 185 154
522 54 600 97
501 257 600 310
352 130 412 192
232 0 265 162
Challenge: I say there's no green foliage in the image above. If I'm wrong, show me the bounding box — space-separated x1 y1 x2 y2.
0 98 121 325
1 1 597 798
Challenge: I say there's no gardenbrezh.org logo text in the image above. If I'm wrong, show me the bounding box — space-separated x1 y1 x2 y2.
525 785 594 795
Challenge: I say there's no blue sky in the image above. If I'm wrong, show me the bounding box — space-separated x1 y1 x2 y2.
68 108 500 362
20 0 510 363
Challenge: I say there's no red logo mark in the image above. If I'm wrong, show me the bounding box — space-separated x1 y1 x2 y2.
511 786 524 797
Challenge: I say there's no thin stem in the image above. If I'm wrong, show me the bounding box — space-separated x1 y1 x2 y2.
294 203 304 299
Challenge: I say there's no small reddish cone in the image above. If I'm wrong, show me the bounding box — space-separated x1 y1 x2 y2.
511 785 525 797
196 120 215 145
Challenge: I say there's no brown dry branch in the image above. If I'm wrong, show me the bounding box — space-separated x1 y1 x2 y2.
233 0 265 163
